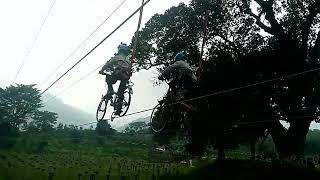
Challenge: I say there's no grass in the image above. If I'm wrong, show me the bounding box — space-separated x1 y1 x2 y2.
0 151 191 180
1 134 320 179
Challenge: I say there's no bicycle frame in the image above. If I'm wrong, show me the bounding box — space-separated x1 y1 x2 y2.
154 79 196 128
160 79 196 112
97 71 133 121
101 72 133 101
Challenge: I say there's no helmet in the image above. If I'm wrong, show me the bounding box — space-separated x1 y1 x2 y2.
174 51 188 62
117 43 130 55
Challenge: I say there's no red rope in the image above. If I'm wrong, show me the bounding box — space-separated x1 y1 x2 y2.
130 0 145 72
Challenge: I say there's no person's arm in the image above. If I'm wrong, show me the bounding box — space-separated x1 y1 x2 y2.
159 62 179 79
99 57 117 73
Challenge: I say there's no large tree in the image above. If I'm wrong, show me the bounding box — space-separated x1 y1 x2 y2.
239 0 320 158
95 120 115 136
28 110 58 132
0 84 42 129
133 0 320 158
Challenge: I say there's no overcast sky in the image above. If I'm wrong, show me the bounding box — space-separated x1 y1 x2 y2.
0 0 190 127
1 0 319 129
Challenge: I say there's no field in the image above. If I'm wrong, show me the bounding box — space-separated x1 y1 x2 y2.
0 151 190 180
1 131 320 180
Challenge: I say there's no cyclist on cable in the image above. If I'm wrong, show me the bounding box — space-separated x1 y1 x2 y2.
99 43 132 116
158 51 197 98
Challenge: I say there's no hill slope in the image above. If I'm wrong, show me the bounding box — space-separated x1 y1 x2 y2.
42 94 95 125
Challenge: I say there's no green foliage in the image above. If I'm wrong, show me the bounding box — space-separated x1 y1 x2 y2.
135 0 320 158
95 120 116 136
305 129 320 155
26 110 58 132
0 151 190 180
0 84 42 129
0 122 19 149
125 121 149 134
133 3 201 70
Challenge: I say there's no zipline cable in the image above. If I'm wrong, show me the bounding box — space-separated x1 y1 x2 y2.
44 63 104 103
44 0 147 103
40 0 152 96
37 0 128 88
12 0 57 84
75 65 320 127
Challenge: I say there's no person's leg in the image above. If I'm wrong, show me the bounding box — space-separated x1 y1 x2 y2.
115 79 128 115
106 74 116 96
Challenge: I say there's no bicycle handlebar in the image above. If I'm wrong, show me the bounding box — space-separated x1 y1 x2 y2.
99 71 111 76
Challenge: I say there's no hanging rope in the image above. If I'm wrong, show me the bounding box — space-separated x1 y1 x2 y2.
198 10 209 80
130 0 145 72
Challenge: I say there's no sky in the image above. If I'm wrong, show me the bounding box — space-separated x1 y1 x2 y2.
0 0 190 127
0 0 319 129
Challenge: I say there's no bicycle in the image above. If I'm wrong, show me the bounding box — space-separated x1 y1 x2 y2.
150 79 197 133
96 72 133 122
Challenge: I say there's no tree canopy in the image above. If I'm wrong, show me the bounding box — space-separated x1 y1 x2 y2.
133 0 320 158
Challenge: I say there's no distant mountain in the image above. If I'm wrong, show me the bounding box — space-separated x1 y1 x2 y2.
116 116 150 132
41 94 95 126
131 116 150 124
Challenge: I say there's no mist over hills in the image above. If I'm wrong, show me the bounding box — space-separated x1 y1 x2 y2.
41 93 150 131
41 94 95 126
116 116 150 132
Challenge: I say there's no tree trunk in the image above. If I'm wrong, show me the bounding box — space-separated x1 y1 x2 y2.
269 120 287 158
250 139 256 161
285 118 312 158
218 147 226 160
269 119 312 158
217 144 225 160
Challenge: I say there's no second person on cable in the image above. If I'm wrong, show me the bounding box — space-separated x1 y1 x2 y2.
158 51 197 99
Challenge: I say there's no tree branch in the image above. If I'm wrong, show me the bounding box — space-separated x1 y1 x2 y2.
254 0 285 38
215 33 241 57
310 30 320 62
302 2 320 56
248 11 273 34
241 0 273 34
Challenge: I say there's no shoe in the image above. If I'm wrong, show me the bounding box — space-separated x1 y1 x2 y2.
115 109 122 116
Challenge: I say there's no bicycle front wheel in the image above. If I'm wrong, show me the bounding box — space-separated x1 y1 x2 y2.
119 91 131 117
150 104 168 133
96 97 108 121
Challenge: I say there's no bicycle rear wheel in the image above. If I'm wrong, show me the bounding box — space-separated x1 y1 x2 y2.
96 97 108 121
151 103 168 133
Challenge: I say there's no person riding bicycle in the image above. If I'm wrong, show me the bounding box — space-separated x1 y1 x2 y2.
158 51 197 98
99 43 131 116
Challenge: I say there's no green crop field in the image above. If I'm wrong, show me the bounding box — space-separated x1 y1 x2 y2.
0 151 191 180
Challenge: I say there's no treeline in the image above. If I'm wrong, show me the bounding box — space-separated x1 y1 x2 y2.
0 85 56 136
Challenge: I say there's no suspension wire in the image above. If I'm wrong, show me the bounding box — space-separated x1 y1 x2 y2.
12 0 57 84
44 63 104 103
40 0 127 103
234 115 319 126
162 66 320 107
37 0 128 88
76 114 318 128
76 65 320 127
0 115 317 146
40 0 152 96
